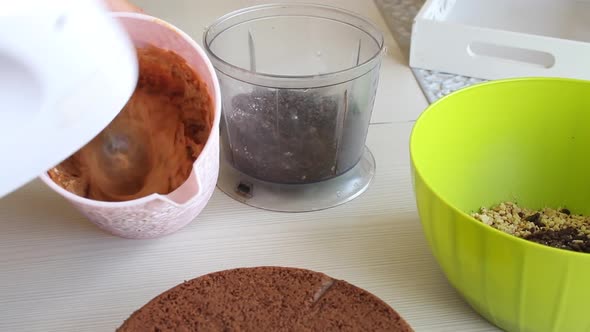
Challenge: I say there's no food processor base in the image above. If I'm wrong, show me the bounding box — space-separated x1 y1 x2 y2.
217 147 376 212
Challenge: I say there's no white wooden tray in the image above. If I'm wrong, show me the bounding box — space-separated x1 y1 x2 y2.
410 0 590 80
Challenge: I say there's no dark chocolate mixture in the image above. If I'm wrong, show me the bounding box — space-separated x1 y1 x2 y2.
222 89 371 184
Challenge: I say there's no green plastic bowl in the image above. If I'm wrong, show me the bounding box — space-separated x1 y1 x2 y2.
411 78 590 332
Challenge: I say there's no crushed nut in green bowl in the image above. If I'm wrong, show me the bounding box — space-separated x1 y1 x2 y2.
472 202 590 253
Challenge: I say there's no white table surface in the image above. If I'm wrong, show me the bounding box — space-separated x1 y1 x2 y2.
0 1 499 331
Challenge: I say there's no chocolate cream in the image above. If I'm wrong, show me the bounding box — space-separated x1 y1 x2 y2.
48 46 212 202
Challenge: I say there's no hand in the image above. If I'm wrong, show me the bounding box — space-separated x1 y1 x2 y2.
104 0 143 12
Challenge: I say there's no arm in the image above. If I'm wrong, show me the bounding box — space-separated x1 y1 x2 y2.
104 0 143 12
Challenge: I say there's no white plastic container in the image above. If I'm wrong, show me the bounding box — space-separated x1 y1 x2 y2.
40 13 221 239
410 0 590 80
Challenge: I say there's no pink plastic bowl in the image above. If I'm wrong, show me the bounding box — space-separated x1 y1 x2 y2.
40 13 221 239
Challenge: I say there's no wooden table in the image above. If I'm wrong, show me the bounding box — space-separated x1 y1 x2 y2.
0 1 499 331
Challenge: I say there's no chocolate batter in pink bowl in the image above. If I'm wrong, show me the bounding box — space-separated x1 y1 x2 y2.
39 13 221 239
